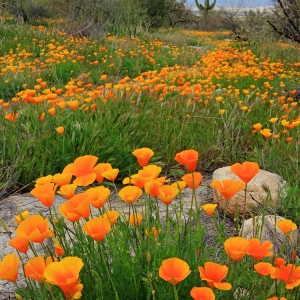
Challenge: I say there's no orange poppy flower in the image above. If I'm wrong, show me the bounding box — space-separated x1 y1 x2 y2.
5 112 18 123
271 264 300 289
267 297 287 300
276 219 297 235
119 186 143 204
210 180 244 200
260 128 272 138
254 262 276 276
56 101 66 110
30 183 57 207
0 253 20 282
44 256 84 299
269 118 278 124
144 179 163 197
175 149 199 171
156 176 169 184
8 236 29 253
86 186 110 208
171 181 187 190
54 244 64 257
56 126 64 134
52 173 72 187
138 165 162 183
24 256 49 282
15 215 52 243
182 172 203 189
66 100 79 110
253 123 262 131
158 185 179 205
190 287 215 300
275 257 286 268
198 262 232 290
83 216 111 241
145 227 161 238
159 257 191 285
102 210 119 225
123 174 145 189
63 155 98 186
39 112 45 121
35 175 53 186
59 193 90 222
57 184 77 199
132 147 154 167
246 238 273 260
127 214 143 226
14 210 30 224
92 163 112 183
230 162 260 183
48 107 56 116
102 168 119 181
202 204 218 216
224 237 250 261
52 237 64 256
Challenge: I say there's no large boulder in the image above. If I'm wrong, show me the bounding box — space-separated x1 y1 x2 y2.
212 167 285 219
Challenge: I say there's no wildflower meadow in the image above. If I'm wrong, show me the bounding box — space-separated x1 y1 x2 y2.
0 13 299 300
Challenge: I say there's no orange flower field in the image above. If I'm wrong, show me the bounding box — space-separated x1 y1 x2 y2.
0 17 300 299
0 149 299 299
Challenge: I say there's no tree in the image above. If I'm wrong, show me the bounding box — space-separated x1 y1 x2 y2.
140 0 174 28
267 0 300 43
4 0 52 22
169 0 197 27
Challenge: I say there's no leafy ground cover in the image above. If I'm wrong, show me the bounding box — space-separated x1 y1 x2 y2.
0 17 300 299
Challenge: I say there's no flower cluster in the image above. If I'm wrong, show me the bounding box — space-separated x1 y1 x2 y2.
0 148 298 299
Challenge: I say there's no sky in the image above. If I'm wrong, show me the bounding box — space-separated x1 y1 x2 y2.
185 0 273 8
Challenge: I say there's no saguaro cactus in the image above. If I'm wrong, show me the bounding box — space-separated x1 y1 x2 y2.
195 0 216 16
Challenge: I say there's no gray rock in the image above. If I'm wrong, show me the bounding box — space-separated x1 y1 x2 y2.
212 166 286 219
241 215 299 260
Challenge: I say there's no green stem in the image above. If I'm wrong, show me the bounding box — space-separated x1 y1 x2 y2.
147 194 151 234
99 242 120 300
223 200 229 224
166 205 170 238
178 187 183 234
278 235 289 257
107 195 112 211
113 182 125 216
29 242 38 257
240 183 248 236
173 282 179 300
227 261 239 300
189 193 194 220
155 197 161 229
62 134 65 157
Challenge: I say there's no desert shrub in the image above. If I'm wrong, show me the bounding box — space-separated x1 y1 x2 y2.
267 0 300 44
